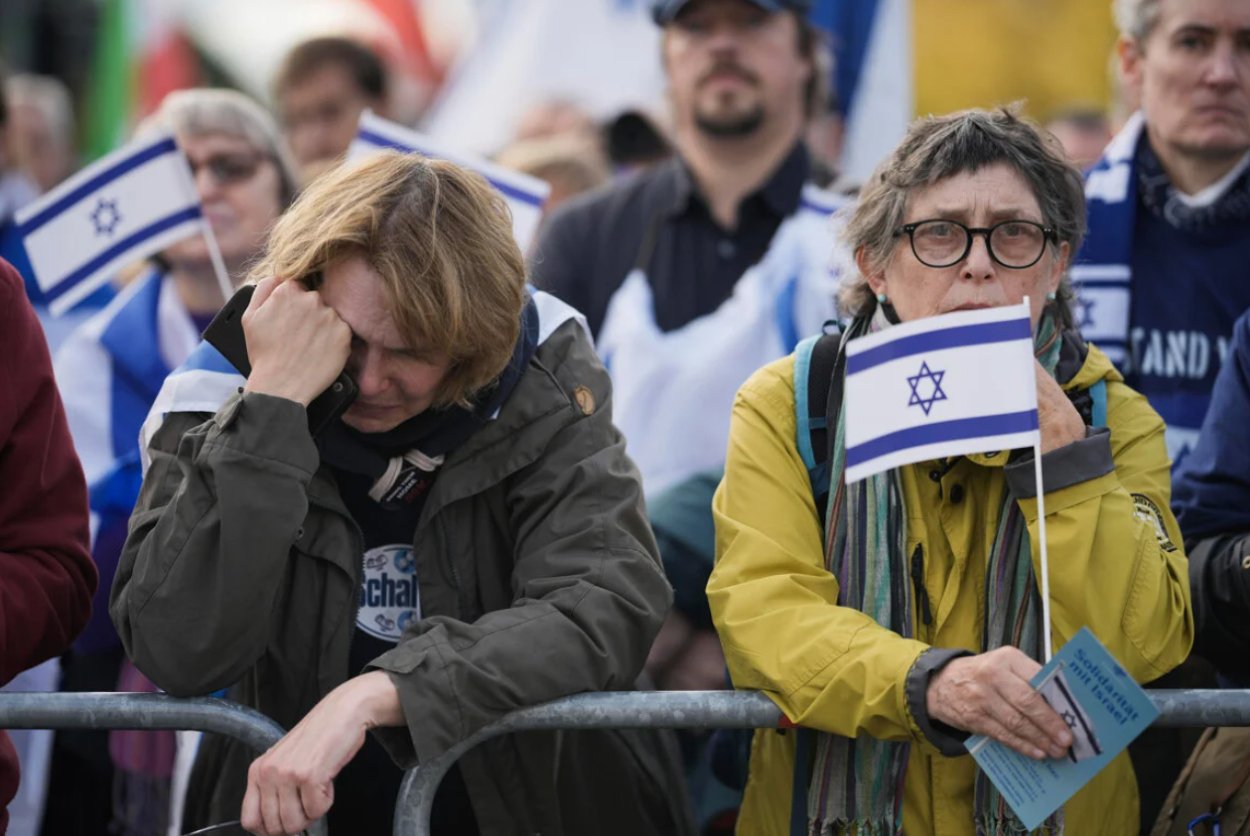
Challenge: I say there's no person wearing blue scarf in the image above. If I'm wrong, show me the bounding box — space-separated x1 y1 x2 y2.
1072 0 1250 472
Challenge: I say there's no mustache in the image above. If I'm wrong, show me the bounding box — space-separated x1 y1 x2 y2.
698 61 758 87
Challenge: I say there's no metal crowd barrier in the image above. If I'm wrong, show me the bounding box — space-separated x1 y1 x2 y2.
0 692 328 836
6 689 1249 836
393 688 1250 836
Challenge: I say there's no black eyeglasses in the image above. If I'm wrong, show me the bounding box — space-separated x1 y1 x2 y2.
187 151 267 187
894 219 1057 269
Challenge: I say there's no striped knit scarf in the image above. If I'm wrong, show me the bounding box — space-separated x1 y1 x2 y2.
805 304 1064 836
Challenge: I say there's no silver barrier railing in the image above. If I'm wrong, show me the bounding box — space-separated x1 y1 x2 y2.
0 692 328 836
393 688 1250 836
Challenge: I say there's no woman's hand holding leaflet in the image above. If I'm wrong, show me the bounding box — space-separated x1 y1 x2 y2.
926 646 1074 760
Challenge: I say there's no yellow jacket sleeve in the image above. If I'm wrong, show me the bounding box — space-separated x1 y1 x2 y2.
708 357 930 741
1012 379 1193 682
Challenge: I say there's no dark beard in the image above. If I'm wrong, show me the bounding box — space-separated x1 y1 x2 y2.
695 106 764 138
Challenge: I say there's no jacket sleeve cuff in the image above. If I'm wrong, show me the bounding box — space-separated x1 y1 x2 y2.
1004 427 1113 500
905 647 973 756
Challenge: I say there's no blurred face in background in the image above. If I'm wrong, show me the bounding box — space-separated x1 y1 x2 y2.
1122 0 1250 163
279 63 381 180
8 100 74 193
662 0 811 140
1045 113 1112 170
163 132 284 275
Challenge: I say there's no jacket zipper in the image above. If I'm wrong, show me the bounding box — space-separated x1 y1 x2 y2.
910 544 933 628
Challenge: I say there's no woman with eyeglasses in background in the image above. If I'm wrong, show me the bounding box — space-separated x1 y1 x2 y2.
707 107 1193 835
45 88 298 836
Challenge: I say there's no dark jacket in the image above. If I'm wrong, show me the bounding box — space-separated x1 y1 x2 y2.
112 315 692 835
1174 309 1250 678
0 259 97 832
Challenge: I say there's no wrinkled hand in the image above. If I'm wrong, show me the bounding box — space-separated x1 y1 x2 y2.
1035 360 1085 454
242 277 351 407
926 647 1073 760
241 671 402 835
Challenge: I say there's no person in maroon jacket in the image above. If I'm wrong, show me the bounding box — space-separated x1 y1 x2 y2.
0 257 96 832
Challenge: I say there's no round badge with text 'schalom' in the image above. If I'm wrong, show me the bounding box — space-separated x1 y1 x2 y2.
357 544 421 642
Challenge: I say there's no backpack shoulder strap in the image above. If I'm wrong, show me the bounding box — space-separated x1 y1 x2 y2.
794 325 842 518
1089 378 1108 428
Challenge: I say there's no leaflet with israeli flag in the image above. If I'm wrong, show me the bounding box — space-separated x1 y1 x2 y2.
844 301 1039 484
966 627 1157 831
17 132 203 316
349 111 550 252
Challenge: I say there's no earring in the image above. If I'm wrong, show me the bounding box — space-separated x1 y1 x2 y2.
876 292 888 304
1045 291 1057 301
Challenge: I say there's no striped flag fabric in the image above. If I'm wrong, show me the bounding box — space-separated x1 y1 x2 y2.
843 301 1040 483
349 111 550 252
16 132 203 316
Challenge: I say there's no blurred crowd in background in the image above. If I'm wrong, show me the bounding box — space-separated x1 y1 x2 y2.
0 0 1125 217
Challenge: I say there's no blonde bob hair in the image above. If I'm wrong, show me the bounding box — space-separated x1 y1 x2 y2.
248 151 526 409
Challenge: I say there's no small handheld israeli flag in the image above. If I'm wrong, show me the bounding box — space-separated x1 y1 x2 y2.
349 111 551 252
844 301 1039 484
17 133 203 316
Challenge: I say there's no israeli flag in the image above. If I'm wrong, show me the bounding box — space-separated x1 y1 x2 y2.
1038 665 1102 763
138 339 245 474
844 302 1040 483
16 133 203 316
349 111 550 252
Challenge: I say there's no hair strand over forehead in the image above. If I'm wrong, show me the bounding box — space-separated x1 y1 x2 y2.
248 151 526 408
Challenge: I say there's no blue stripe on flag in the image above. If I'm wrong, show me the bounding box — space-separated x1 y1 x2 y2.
1072 279 1130 290
845 409 1039 467
356 128 544 209
43 206 202 304
847 318 1031 374
800 196 838 215
1093 338 1127 350
180 340 243 376
18 138 181 235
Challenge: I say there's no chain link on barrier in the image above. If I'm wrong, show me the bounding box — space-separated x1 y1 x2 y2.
0 692 328 836
392 688 1250 836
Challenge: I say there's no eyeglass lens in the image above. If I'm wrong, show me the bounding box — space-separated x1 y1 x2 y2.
189 153 263 186
910 220 1047 268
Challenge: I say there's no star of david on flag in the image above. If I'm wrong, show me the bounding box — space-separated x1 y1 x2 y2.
16 132 203 316
907 361 947 415
349 111 550 252
843 301 1040 483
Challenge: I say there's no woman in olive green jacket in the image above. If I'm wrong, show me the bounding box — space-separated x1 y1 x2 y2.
112 153 690 836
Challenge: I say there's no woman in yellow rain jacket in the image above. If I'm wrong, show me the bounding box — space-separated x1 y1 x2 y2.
708 108 1192 835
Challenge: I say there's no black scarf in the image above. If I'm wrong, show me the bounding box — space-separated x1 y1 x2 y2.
1137 134 1250 232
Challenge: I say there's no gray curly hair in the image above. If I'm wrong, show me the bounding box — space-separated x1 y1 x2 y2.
837 106 1086 323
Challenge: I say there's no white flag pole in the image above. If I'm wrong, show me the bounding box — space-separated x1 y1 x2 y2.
200 221 235 306
1025 296 1054 663
171 138 234 305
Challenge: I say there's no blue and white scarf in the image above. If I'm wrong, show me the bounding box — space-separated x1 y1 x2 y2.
1070 113 1144 369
